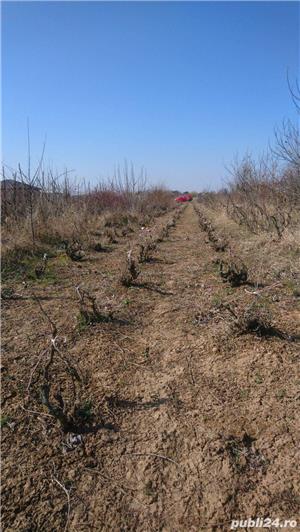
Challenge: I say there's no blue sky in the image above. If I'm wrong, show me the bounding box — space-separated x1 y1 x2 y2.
2 1 299 191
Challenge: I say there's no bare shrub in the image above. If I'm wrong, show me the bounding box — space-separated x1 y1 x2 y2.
104 227 118 244
34 253 48 278
27 299 82 433
66 240 85 261
219 257 248 287
76 286 113 326
158 227 168 241
225 303 274 337
138 239 157 263
273 119 300 169
141 187 174 215
92 242 104 252
194 207 229 251
206 81 300 238
120 250 140 287
206 227 228 252
224 154 299 238
272 78 300 169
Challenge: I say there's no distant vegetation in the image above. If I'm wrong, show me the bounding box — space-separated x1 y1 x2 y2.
1 162 175 279
199 79 300 239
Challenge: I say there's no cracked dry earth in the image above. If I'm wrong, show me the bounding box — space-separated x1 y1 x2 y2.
2 204 300 531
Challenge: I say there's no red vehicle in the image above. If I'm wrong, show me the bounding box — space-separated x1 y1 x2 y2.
175 193 193 203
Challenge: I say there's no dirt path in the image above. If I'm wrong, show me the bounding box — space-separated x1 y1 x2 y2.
3 204 300 531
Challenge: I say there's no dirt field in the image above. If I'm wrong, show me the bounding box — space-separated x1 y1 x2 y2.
2 203 300 531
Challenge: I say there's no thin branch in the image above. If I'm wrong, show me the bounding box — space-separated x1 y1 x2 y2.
124 452 180 466
52 477 71 531
84 468 148 508
20 405 55 419
33 294 57 336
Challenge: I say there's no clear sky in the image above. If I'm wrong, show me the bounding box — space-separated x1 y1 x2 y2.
2 1 299 191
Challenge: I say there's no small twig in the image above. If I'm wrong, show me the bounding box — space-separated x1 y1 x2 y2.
207 389 223 406
244 281 282 296
186 353 196 386
75 284 84 302
115 333 149 345
51 337 81 381
111 342 152 371
84 468 148 508
52 477 71 531
26 347 49 395
20 405 55 418
125 452 180 466
33 294 57 336
1 292 30 300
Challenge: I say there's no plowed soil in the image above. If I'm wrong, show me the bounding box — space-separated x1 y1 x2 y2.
2 204 300 531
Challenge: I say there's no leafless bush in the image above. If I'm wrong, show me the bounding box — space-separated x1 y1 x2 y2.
272 77 300 169
1 163 93 253
104 227 118 244
76 285 113 326
219 257 248 287
120 250 140 287
206 227 228 252
139 186 175 216
223 154 299 237
35 253 48 278
196 80 300 238
138 239 157 263
66 240 85 261
225 302 274 337
156 227 167 242
91 242 104 252
197 191 227 212
194 206 229 251
217 81 300 237
273 120 300 169
27 299 82 432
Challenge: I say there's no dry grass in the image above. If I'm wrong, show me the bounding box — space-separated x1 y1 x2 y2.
1 172 175 282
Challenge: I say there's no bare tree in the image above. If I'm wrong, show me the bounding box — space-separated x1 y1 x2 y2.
272 77 300 169
109 160 148 209
273 119 300 169
16 121 47 245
